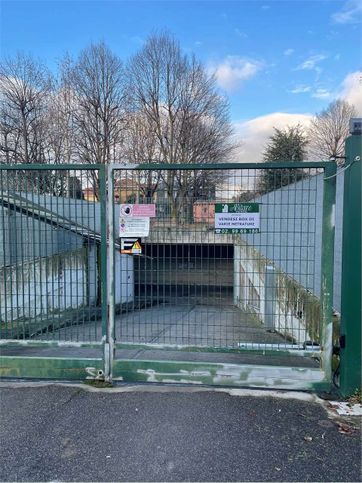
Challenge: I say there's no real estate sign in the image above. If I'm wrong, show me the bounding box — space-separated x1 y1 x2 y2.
214 203 260 234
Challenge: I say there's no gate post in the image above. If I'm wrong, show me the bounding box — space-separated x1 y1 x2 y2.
104 164 115 382
339 132 362 397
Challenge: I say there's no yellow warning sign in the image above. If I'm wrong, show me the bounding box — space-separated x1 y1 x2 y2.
120 238 142 255
131 240 142 254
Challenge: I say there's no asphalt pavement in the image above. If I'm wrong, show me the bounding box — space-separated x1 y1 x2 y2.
0 382 361 482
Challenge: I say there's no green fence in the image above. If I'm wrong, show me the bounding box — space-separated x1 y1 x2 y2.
0 161 337 390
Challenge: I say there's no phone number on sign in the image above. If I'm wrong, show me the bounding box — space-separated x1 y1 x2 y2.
215 228 260 234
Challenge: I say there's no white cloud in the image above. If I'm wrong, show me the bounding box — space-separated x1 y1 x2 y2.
284 48 294 56
331 0 362 24
233 112 312 164
234 28 248 38
210 56 262 91
290 85 311 94
296 54 327 71
312 88 332 99
228 71 361 167
288 71 361 106
339 71 362 114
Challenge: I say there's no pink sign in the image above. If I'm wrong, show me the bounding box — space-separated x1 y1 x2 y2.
132 204 156 217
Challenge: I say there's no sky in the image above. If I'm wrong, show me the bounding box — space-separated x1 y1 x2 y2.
1 0 361 162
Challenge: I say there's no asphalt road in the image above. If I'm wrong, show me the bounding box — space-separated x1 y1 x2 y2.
0 383 360 482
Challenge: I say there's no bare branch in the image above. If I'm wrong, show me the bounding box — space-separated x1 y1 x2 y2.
308 99 356 164
124 33 235 220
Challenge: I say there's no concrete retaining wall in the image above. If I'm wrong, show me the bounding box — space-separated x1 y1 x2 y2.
234 240 321 344
240 170 343 312
0 248 89 325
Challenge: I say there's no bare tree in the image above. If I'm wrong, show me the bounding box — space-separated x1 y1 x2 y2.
38 82 81 195
121 109 162 201
0 53 58 193
63 43 125 165
309 100 356 164
0 53 53 166
61 42 125 195
125 33 235 220
44 79 77 166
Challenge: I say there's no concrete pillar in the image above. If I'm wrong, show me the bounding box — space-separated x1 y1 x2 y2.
264 265 276 331
233 244 241 306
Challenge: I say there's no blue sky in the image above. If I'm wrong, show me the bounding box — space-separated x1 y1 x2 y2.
1 0 361 160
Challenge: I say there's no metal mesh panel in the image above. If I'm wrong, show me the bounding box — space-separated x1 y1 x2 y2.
0 167 104 343
113 166 322 352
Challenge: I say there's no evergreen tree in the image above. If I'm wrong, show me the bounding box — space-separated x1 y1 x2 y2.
258 125 308 194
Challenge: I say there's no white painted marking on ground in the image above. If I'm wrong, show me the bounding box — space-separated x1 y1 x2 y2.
329 402 362 416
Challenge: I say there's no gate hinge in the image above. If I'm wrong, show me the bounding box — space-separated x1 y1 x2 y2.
339 334 346 349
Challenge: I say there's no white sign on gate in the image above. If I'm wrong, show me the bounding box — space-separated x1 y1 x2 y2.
119 204 150 237
119 216 150 237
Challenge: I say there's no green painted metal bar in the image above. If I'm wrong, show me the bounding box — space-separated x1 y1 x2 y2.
0 340 102 348
0 164 103 171
113 342 321 358
339 135 362 397
0 356 103 380
320 161 337 386
112 359 329 391
111 162 334 171
1 162 334 172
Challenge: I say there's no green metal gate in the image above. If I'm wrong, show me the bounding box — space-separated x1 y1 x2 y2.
0 165 107 379
107 161 336 390
0 161 336 390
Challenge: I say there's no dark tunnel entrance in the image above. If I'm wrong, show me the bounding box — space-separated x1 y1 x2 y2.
134 243 234 305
